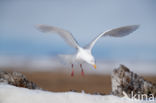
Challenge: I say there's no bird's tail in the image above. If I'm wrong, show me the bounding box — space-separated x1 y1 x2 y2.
57 54 74 65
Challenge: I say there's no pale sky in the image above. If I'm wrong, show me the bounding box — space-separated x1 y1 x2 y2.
0 0 156 61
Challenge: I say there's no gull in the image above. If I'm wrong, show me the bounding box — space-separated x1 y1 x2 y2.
36 24 139 76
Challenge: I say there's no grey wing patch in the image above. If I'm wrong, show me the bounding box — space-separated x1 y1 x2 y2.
104 25 140 37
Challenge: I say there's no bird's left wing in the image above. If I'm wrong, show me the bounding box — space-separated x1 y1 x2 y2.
36 24 80 49
85 25 139 50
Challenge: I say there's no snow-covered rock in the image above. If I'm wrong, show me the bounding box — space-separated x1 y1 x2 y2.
0 71 40 89
0 84 154 103
112 65 156 98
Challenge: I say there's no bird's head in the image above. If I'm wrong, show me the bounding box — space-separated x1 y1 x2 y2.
87 56 96 69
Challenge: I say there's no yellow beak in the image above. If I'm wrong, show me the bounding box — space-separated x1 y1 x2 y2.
93 64 96 69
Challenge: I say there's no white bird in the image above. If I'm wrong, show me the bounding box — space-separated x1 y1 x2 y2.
36 24 139 76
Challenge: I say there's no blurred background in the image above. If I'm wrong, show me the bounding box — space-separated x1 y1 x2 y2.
0 0 156 93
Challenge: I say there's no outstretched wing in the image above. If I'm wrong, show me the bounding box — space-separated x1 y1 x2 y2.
85 25 139 50
36 24 80 49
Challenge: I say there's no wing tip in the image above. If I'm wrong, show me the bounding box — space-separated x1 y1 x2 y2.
35 24 44 31
35 24 51 33
127 24 140 34
35 24 43 28
131 24 140 30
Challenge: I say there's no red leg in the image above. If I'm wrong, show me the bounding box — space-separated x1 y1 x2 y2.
80 64 84 76
71 64 74 77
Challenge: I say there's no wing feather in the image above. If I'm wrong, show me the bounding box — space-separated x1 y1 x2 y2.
36 24 80 49
85 25 139 50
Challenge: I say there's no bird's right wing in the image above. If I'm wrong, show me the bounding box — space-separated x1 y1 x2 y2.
85 25 139 50
36 24 80 49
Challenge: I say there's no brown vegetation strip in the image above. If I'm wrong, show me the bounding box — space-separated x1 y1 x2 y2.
23 72 156 94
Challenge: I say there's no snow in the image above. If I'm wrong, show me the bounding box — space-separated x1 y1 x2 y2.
0 84 154 103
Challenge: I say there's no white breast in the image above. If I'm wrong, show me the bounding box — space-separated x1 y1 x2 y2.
76 48 92 62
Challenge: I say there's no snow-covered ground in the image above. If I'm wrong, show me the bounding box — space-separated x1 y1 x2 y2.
0 83 155 103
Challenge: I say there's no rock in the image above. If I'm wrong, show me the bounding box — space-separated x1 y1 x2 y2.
0 71 40 89
111 64 156 99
